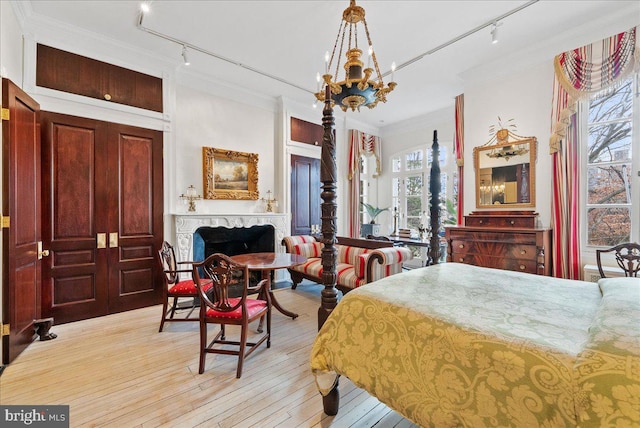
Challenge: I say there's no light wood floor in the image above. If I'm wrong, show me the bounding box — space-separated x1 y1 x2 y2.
0 282 418 428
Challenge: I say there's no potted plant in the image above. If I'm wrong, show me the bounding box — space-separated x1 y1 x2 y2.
361 202 389 237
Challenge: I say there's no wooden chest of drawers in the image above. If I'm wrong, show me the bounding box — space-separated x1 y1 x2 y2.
445 211 552 276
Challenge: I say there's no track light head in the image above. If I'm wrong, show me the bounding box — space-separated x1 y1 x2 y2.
491 21 502 44
140 2 150 14
182 45 190 66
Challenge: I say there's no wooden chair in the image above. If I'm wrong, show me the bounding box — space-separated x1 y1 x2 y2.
192 253 271 377
596 242 640 278
157 241 213 332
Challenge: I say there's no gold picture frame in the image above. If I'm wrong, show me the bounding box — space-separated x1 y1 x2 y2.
203 147 259 200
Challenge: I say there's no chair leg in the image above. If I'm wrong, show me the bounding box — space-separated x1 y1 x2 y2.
236 322 249 378
159 297 169 332
169 297 179 319
266 308 272 348
199 320 207 374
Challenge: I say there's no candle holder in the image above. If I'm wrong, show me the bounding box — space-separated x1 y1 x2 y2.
180 185 202 212
261 190 278 213
390 207 399 236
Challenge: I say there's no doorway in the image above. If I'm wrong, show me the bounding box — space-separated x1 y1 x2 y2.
290 154 320 236
40 112 164 324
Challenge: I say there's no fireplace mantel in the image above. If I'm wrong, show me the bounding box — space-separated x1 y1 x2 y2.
173 213 289 280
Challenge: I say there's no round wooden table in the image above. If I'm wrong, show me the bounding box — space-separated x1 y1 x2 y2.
230 252 307 322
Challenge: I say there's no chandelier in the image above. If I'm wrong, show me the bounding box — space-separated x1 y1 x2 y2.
315 0 396 112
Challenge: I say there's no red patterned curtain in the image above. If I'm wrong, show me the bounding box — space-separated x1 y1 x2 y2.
550 26 638 279
454 94 464 225
348 129 382 237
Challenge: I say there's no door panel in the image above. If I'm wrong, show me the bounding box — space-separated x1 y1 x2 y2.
291 155 320 236
41 113 109 324
108 125 163 313
2 78 41 364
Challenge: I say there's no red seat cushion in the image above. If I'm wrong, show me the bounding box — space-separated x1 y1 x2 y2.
168 279 212 295
205 298 267 319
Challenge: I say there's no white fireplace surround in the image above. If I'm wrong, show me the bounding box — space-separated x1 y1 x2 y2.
173 213 290 281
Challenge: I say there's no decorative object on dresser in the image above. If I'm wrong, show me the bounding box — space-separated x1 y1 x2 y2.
202 147 259 200
445 210 552 275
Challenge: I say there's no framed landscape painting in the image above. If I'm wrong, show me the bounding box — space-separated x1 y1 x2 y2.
203 147 259 200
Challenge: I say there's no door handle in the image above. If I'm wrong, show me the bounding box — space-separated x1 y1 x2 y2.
97 233 107 249
37 241 50 259
109 232 118 248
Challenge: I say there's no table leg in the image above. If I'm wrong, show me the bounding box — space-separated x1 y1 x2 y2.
258 270 298 333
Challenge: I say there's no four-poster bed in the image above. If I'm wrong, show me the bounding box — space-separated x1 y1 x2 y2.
312 88 640 427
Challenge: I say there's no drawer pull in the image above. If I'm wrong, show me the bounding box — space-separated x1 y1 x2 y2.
458 244 464 249
104 93 112 101
459 258 465 262
519 265 526 270
478 220 483 224
520 249 526 255
510 220 515 225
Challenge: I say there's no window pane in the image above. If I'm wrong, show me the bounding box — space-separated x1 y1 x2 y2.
588 121 632 163
405 150 423 171
392 177 400 197
440 172 448 195
427 146 447 167
588 79 632 123
392 157 401 173
587 207 631 246
392 177 400 214
360 155 368 174
406 175 423 220
587 164 632 204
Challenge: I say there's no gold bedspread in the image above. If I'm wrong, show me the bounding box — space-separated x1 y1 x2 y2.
310 263 640 427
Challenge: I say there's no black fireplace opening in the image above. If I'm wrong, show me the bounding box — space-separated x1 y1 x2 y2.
193 225 275 293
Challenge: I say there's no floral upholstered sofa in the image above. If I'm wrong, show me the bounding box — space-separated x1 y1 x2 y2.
281 235 413 295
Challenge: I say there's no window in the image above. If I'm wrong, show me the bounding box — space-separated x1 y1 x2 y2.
583 75 639 248
391 143 456 232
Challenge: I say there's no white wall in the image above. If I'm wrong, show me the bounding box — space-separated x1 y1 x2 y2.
465 61 553 226
173 84 276 215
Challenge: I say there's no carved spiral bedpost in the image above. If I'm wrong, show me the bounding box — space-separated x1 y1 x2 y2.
318 86 341 417
429 130 442 264
318 85 338 330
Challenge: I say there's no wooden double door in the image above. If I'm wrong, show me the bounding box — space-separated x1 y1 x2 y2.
40 112 164 325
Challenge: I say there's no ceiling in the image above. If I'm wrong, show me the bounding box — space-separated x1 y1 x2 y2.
21 1 640 128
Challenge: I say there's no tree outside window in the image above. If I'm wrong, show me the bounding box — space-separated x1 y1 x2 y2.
585 76 636 247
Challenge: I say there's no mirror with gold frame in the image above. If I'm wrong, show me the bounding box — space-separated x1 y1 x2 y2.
474 137 537 209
